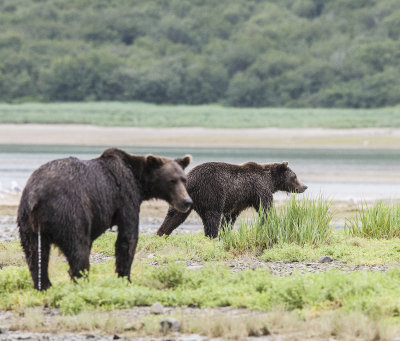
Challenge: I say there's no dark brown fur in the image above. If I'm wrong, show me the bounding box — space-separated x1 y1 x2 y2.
18 148 192 290
157 161 307 238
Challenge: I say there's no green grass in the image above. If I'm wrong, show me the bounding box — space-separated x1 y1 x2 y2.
346 201 400 239
221 195 333 255
93 232 228 264
262 233 400 265
2 261 400 319
1 102 400 128
3 199 400 339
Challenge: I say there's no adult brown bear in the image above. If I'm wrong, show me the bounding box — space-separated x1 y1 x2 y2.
157 161 307 238
18 148 192 290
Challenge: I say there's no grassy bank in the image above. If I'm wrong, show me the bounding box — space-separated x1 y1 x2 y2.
2 260 400 315
2 230 400 339
1 102 400 128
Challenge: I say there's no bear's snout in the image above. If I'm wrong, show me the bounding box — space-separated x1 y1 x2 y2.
173 197 193 213
297 184 308 193
181 197 193 211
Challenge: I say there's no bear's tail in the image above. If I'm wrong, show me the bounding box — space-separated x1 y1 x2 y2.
28 196 41 233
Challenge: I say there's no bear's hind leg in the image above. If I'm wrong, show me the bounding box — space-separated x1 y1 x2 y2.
157 207 192 236
20 228 52 290
201 211 222 238
58 237 91 280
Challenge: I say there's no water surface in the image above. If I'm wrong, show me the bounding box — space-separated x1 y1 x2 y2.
0 145 399 201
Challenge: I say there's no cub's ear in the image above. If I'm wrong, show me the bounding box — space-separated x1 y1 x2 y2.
175 155 192 169
145 155 164 169
275 161 289 172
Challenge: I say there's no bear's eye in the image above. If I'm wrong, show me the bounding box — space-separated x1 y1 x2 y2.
181 177 187 184
170 179 178 184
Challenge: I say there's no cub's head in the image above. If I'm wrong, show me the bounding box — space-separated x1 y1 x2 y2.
145 154 193 213
270 162 308 194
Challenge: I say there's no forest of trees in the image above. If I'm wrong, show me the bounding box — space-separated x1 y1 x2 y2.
1 0 400 107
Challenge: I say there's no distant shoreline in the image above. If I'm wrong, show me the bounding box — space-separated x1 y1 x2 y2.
0 124 400 149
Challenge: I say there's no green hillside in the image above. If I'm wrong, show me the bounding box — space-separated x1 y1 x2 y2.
1 0 400 107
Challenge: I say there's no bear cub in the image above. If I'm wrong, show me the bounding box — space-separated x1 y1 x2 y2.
157 161 307 238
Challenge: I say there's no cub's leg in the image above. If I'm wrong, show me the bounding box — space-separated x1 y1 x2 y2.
253 194 273 222
200 211 222 238
221 213 239 229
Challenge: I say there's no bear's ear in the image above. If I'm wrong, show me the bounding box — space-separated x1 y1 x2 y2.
282 161 289 168
175 155 192 169
145 155 164 169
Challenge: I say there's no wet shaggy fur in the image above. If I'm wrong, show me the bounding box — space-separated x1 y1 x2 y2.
18 148 192 290
157 161 307 238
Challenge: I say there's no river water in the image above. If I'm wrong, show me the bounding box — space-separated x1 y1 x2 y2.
0 145 399 202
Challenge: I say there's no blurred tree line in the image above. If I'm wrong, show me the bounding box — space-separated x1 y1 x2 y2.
1 0 400 107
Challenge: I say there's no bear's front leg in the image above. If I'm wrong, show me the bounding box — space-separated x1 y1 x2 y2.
115 209 139 281
201 211 222 238
254 193 273 221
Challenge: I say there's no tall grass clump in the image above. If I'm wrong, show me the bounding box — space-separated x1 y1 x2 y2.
346 201 400 239
220 195 332 255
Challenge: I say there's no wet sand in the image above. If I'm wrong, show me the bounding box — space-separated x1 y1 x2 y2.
0 124 400 148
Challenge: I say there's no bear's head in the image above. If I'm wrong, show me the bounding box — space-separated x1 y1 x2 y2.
144 154 193 213
271 162 308 194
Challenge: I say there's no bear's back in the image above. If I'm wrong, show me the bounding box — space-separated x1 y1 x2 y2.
188 161 264 179
187 161 267 196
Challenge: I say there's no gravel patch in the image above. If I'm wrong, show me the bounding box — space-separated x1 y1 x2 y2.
0 331 219 341
146 258 394 276
220 259 391 275
225 259 393 275
0 331 231 341
0 216 18 242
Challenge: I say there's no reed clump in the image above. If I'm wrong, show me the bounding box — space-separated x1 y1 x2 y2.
346 201 400 239
220 195 333 255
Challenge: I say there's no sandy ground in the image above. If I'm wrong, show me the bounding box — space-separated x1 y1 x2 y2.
0 124 400 148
